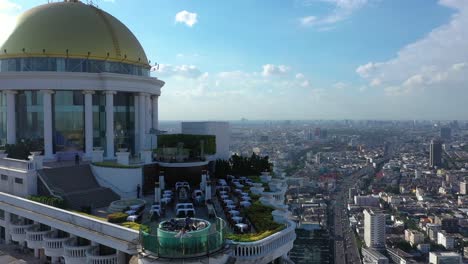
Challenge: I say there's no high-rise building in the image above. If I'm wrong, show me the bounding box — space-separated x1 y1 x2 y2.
440 127 452 140
430 139 443 168
429 252 462 264
364 209 386 249
460 181 468 195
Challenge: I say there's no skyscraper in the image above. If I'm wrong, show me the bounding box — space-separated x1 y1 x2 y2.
440 127 452 140
430 139 443 168
364 209 386 249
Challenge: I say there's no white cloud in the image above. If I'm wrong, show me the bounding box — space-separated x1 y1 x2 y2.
333 82 347 89
155 64 203 79
296 73 305 79
175 10 198 27
0 0 21 45
300 16 317 26
261 64 290 77
300 0 370 29
356 0 468 97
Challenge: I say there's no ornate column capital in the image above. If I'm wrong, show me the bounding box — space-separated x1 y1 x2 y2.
82 90 95 95
103 90 117 95
40 90 55 94
3 90 17 95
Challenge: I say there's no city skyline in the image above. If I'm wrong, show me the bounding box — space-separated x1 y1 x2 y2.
0 0 466 120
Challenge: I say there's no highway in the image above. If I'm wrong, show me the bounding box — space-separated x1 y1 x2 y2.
330 166 374 264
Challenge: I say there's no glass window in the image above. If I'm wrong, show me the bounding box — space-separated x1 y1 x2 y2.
92 92 106 154
0 57 148 76
53 91 84 152
1 175 7 181
16 91 44 146
114 92 135 154
14 178 23 184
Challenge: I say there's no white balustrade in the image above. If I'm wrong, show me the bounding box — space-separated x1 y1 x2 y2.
10 223 33 243
0 157 35 171
86 246 118 264
43 232 69 257
25 225 50 249
229 220 296 261
64 238 91 264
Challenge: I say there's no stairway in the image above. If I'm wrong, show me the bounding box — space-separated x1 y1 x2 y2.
38 165 120 210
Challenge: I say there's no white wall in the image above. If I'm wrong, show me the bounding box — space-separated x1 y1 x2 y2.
91 165 143 199
0 163 37 198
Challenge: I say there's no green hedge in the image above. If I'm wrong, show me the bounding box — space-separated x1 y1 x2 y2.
121 222 149 232
245 201 282 232
226 225 284 242
28 196 66 209
92 162 140 169
107 212 129 223
157 134 216 155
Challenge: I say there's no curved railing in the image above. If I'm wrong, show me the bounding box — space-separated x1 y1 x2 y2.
229 220 296 260
25 225 50 249
63 238 91 264
10 222 34 243
140 217 227 259
43 232 69 257
86 246 118 264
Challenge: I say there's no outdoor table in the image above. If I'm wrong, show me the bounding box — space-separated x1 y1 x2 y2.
240 201 251 207
223 199 234 205
161 197 171 204
234 189 242 193
176 208 195 217
163 190 173 194
236 223 248 232
241 196 251 201
226 204 236 210
240 192 249 196
232 216 243 223
163 193 172 198
127 215 139 222
229 210 240 216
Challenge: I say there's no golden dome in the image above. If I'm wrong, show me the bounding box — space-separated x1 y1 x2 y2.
0 1 149 67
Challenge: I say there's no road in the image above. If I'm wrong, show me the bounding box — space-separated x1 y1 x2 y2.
330 166 374 264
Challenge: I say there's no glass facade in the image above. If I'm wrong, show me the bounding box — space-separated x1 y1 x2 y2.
16 91 44 147
53 91 84 152
0 93 5 145
92 92 107 154
0 57 150 77
114 92 135 154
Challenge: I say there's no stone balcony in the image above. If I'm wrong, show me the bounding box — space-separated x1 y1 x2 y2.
43 232 69 257
10 222 34 243
229 220 296 264
63 237 92 264
25 225 50 249
86 246 118 264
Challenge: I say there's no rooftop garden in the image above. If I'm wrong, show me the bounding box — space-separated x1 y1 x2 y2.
156 134 216 160
214 153 273 179
226 201 285 242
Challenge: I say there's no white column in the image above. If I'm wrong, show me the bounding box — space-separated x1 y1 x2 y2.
42 90 54 160
138 93 147 150
134 94 140 153
146 95 152 133
105 91 116 159
83 91 94 158
4 211 11 244
151 95 159 130
5 91 16 144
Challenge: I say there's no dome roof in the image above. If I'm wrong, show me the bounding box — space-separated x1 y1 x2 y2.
0 1 149 67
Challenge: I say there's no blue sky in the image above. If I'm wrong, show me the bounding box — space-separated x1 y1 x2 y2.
1 0 467 120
